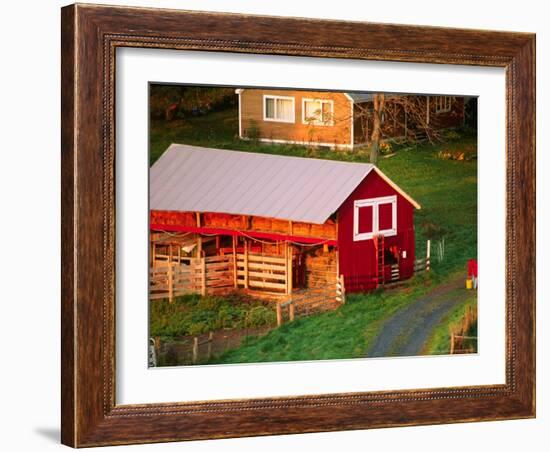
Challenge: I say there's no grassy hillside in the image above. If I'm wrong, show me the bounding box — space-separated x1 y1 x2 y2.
150 108 477 278
212 273 443 364
149 108 477 364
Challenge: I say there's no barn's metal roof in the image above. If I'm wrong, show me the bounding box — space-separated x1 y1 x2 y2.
150 144 419 224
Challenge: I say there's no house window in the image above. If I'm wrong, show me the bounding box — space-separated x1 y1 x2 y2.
435 96 452 113
302 98 334 125
353 195 397 241
263 95 295 123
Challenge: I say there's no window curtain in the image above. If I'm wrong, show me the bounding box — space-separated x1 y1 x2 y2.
304 100 321 122
277 98 293 121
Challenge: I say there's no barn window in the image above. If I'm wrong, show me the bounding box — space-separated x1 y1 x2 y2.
435 96 452 113
263 95 295 123
302 98 334 125
353 195 397 241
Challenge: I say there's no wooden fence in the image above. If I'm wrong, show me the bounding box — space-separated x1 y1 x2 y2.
150 255 235 301
203 255 234 292
149 258 203 301
150 252 293 301
236 252 289 294
450 305 478 354
276 275 345 326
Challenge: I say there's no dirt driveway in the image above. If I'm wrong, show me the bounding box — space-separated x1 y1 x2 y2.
367 277 469 357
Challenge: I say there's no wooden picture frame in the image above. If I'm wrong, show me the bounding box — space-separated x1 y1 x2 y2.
61 3 535 447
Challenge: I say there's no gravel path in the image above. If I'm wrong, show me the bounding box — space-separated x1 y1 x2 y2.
367 278 467 358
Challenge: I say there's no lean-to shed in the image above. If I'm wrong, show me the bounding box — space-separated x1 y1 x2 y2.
150 144 420 294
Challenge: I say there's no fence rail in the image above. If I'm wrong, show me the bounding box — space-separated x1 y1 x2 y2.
450 305 478 354
150 255 235 301
276 274 345 326
236 252 288 294
151 252 297 301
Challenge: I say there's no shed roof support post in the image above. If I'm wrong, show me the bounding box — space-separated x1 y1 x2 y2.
196 235 202 258
232 235 238 288
244 239 249 289
286 242 293 295
168 245 174 303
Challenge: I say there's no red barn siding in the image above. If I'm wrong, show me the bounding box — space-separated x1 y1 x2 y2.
337 171 415 292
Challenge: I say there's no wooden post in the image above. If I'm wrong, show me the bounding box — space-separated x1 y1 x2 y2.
195 212 201 227
192 337 199 364
338 274 346 304
276 303 282 327
244 239 249 289
168 263 174 303
151 242 156 268
177 244 181 264
232 235 238 288
289 301 295 322
426 239 431 271
335 248 340 282
450 330 455 355
197 236 202 258
207 332 213 359
168 245 173 303
287 243 293 295
201 257 206 296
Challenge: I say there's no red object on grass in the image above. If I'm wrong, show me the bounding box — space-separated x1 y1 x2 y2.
467 259 478 278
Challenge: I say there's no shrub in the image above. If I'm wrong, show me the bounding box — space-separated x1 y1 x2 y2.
443 129 461 141
245 120 260 142
379 141 393 155
149 293 277 338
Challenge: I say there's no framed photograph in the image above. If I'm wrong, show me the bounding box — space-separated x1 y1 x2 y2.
61 3 535 447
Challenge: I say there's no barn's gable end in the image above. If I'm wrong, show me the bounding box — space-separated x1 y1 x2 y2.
337 170 416 292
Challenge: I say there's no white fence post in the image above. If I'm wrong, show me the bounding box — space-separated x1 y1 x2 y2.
426 239 431 271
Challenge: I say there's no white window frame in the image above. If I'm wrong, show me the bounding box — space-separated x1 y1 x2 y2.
353 195 398 241
263 94 295 123
301 98 335 126
435 95 452 113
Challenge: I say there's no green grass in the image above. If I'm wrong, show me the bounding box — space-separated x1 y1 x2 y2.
149 109 406 166
150 292 276 340
149 107 478 363
211 273 437 364
422 295 478 355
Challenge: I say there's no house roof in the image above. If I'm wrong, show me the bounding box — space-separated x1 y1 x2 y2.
150 144 420 225
344 92 374 103
235 88 374 104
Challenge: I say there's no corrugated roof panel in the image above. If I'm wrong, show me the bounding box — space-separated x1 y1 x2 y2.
150 144 378 224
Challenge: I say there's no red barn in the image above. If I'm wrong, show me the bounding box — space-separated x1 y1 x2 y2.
150 144 420 299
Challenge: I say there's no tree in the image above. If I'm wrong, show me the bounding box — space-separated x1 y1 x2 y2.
355 94 447 165
369 94 385 165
